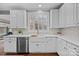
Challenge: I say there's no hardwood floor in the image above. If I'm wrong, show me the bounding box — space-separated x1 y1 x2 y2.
27 53 59 56
5 53 59 56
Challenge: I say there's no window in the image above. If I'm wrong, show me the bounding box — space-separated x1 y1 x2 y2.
28 11 49 34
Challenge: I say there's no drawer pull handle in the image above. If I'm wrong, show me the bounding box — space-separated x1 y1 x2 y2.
36 44 39 46
74 48 76 49
9 41 11 43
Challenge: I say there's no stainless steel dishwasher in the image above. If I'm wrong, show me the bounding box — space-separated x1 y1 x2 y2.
17 37 29 53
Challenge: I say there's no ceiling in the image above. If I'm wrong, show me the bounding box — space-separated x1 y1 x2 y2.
0 3 62 11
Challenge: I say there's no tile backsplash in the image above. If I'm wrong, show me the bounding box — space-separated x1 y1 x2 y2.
49 28 60 35
11 28 29 35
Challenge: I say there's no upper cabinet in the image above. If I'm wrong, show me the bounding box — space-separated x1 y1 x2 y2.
77 4 79 25
58 3 77 28
64 3 76 27
49 9 59 28
59 4 66 28
10 10 27 28
0 10 10 27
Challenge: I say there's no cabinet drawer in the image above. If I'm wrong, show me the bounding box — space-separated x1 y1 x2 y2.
29 43 47 53
30 37 48 43
67 42 79 50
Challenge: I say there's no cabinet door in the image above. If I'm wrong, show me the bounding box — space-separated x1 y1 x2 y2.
49 10 53 28
57 38 67 56
29 37 47 53
59 3 77 28
45 37 56 52
50 9 59 28
57 38 62 55
61 40 67 56
4 37 17 52
65 4 74 26
59 5 65 28
29 42 46 53
29 37 56 53
52 10 59 28
77 3 79 25
10 10 27 28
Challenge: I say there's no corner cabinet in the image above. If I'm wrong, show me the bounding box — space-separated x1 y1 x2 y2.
57 38 79 56
10 10 27 28
49 9 59 28
59 3 77 28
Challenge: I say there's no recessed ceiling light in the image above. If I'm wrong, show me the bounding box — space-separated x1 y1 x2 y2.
38 4 42 7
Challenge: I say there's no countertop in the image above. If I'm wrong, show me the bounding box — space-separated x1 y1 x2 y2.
3 34 79 46
3 34 31 37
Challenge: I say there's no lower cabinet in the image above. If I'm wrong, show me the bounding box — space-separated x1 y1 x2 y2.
29 42 47 53
4 37 17 53
57 38 79 56
57 38 67 56
29 37 56 53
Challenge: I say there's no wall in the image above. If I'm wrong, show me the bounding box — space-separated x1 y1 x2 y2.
0 27 6 35
61 27 79 43
11 28 29 35
49 28 59 35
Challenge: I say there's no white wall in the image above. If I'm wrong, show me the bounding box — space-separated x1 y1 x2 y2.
11 28 29 35
61 27 79 43
49 28 59 35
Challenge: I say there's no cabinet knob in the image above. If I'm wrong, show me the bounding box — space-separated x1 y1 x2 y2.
36 44 39 46
74 48 76 49
64 47 66 49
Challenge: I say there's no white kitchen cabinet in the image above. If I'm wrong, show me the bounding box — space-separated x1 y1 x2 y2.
57 38 62 56
76 3 79 25
29 42 47 53
49 9 59 28
59 4 66 28
66 41 79 56
59 3 77 28
29 37 56 53
4 37 17 53
57 37 79 56
57 38 67 56
65 3 77 27
10 10 27 28
29 37 47 53
44 37 56 52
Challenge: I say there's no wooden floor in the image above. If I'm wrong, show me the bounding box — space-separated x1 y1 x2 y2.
5 53 59 56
